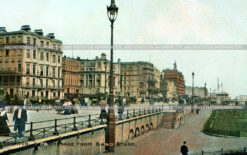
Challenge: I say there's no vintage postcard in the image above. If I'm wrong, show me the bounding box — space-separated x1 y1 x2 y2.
0 0 246 155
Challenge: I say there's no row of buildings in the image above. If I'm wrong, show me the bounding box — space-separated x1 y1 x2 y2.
0 25 188 101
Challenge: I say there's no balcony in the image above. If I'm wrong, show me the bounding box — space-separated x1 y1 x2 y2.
0 68 23 74
0 82 21 88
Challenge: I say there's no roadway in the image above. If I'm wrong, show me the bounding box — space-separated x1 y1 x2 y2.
114 110 247 155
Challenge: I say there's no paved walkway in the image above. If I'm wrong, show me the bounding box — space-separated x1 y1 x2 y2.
114 110 247 155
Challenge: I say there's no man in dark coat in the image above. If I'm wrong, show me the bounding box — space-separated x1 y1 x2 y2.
117 100 124 120
13 104 27 138
180 141 189 155
0 106 11 136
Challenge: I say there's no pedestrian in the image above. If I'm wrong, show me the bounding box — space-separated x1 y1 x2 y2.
118 101 124 120
180 141 189 155
13 103 27 138
0 106 11 136
99 100 108 120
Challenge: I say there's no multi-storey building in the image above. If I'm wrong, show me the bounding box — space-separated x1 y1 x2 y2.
80 53 121 97
161 62 185 99
121 61 156 98
185 86 208 98
62 56 82 98
154 67 161 96
0 25 63 100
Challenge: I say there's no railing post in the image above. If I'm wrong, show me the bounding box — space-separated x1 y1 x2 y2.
133 109 136 117
148 107 150 114
53 119 59 135
139 109 141 116
144 108 146 115
100 117 104 125
72 117 78 131
244 147 246 154
29 122 35 141
202 150 204 155
88 115 92 128
43 128 45 138
162 105 164 111
126 110 130 119
221 148 223 155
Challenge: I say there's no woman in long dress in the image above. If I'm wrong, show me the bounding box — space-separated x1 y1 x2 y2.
0 108 11 136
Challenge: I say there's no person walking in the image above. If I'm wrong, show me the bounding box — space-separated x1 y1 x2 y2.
118 100 124 120
0 106 11 136
180 141 189 155
13 103 27 138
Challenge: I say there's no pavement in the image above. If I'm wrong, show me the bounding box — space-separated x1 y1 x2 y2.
113 110 247 155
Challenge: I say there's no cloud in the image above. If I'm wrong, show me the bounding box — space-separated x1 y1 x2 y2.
144 0 213 44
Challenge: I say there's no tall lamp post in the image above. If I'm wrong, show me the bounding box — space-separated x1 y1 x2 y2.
192 72 195 113
106 0 118 152
104 61 107 100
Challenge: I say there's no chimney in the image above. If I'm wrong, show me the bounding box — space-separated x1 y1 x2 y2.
0 27 7 33
47 33 55 39
21 25 31 31
34 29 43 35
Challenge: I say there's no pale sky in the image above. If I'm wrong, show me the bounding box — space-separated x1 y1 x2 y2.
0 0 247 98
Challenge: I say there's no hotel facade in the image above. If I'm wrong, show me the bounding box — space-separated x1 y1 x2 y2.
0 25 63 100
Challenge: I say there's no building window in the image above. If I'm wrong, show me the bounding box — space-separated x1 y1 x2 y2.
41 41 44 47
6 37 9 44
46 53 49 61
32 90 35 97
52 55 56 63
33 78 36 86
52 80 55 87
17 76 21 83
18 64 22 72
58 68 60 78
26 64 30 74
58 56 60 63
26 49 30 58
27 37 30 44
46 66 49 76
33 38 36 45
33 50 36 59
33 64 36 75
40 79 43 87
6 50 9 56
52 68 56 77
40 65 44 76
46 79 48 87
26 78 30 86
40 52 44 60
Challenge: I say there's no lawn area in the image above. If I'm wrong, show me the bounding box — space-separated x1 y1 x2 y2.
203 110 247 137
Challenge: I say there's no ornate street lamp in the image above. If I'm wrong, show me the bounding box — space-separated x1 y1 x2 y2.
104 61 107 100
192 72 195 113
106 0 118 152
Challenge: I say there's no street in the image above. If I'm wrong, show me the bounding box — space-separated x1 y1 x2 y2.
114 110 247 155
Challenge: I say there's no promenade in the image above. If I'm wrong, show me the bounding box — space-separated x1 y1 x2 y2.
114 110 247 155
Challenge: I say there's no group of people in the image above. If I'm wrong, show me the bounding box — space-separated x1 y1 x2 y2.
99 99 125 121
0 103 27 138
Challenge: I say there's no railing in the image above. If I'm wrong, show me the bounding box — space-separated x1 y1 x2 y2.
192 147 247 155
0 113 101 149
0 105 165 149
